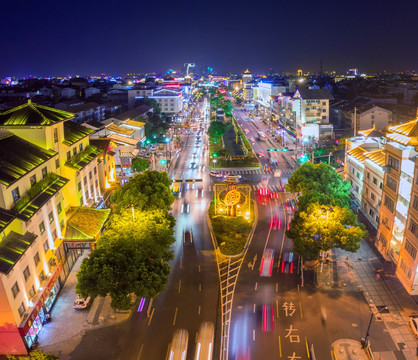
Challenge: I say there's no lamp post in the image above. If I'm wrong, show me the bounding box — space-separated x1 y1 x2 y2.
362 306 387 348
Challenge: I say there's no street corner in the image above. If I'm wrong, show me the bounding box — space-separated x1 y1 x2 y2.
331 339 371 360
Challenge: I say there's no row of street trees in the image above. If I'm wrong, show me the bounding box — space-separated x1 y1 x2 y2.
76 171 175 310
286 163 367 260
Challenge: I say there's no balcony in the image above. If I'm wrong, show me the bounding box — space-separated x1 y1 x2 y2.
14 173 69 221
65 145 101 171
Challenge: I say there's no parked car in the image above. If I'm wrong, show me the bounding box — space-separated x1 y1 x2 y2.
73 296 91 309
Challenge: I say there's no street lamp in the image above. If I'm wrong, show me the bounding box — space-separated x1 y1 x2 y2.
212 159 217 168
361 306 387 348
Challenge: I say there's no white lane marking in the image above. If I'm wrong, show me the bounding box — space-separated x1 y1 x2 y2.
255 282 258 291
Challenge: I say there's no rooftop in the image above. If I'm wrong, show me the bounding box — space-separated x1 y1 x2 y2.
0 131 57 187
64 207 110 242
66 102 101 113
347 146 368 163
106 123 136 136
0 231 37 275
364 149 386 167
114 105 152 121
0 100 74 126
108 134 140 146
124 119 146 128
0 209 15 233
295 88 334 100
89 138 113 153
386 118 418 145
65 145 101 170
357 124 385 138
63 121 95 146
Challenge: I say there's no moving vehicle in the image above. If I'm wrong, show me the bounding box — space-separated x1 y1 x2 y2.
183 229 193 246
73 296 91 309
268 151 280 165
281 251 295 274
209 171 222 178
172 182 182 194
257 131 267 141
181 200 190 214
168 329 189 360
262 305 274 332
225 174 241 183
260 248 275 277
409 315 418 337
243 128 250 134
194 322 214 360
258 151 265 158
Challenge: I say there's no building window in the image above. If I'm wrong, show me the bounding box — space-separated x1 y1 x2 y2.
379 233 388 247
371 193 376 201
23 266 31 282
369 209 374 217
94 167 97 175
404 239 417 259
57 202 62 214
48 211 54 223
388 155 399 171
11 282 20 298
322 109 326 112
412 195 418 211
39 270 46 281
42 166 47 179
89 171 92 180
80 197 83 205
372 177 377 185
39 221 45 234
55 158 60 169
95 180 98 188
83 176 87 185
381 216 390 230
34 252 40 265
67 151 71 161
386 175 397 192
54 128 58 143
78 182 82 191
30 175 37 187
52 229 57 240
29 286 35 298
408 218 418 238
18 302 26 317
73 147 77 156
44 240 49 252
400 259 411 279
365 187 369 195
60 219 64 230
380 182 383 189
383 195 395 212
79 143 83 151
12 187 20 202
366 172 370 179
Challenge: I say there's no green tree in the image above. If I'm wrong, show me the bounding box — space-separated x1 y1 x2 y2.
235 96 243 105
208 121 226 141
286 162 351 211
287 204 367 260
131 157 149 173
76 209 175 310
134 97 162 115
111 171 175 212
7 350 59 360
222 100 233 117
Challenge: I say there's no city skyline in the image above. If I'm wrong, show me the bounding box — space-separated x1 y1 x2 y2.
1 0 417 77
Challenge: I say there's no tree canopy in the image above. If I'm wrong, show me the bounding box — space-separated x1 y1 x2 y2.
131 157 149 173
7 350 59 360
111 170 175 212
208 121 226 140
76 209 175 310
286 204 367 260
286 162 351 211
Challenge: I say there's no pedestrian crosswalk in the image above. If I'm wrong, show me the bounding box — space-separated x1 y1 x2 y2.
214 168 294 176
205 183 286 192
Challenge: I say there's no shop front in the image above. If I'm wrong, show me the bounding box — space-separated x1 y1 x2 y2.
19 263 62 349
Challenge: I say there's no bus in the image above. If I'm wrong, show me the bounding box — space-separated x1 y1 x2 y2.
257 131 267 141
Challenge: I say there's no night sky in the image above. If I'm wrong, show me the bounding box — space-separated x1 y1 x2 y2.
1 0 417 77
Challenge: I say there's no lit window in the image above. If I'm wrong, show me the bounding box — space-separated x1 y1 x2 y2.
79 143 83 151
48 211 54 224
39 221 45 234
44 240 49 252
30 175 37 187
12 187 20 202
57 202 62 214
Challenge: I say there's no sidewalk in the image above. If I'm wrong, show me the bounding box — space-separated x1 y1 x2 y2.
316 239 418 359
38 253 133 359
331 339 370 360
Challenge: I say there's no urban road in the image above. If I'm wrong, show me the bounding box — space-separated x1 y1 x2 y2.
69 99 398 360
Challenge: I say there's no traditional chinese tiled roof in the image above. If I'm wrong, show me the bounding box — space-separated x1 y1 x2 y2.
124 120 146 128
0 131 57 187
106 123 135 136
364 149 386 167
63 121 95 146
0 100 74 126
108 134 140 146
386 118 418 145
64 207 110 242
347 146 368 163
358 124 385 138
65 145 101 171
0 209 15 233
0 231 37 275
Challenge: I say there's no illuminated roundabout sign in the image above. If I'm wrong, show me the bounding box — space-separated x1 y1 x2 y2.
223 189 241 206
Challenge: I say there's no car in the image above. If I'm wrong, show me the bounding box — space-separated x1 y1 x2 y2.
249 137 256 143
192 152 198 158
270 214 280 230
181 201 190 214
190 162 197 169
281 251 295 274
194 322 214 360
225 174 241 183
168 329 189 360
409 315 418 337
262 305 274 332
73 296 91 309
243 129 250 134
209 171 222 178
260 248 275 277
183 229 193 246
258 151 265 158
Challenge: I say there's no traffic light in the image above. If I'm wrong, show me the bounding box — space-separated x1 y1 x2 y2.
275 148 281 152
267 148 273 152
282 148 288 152
298 154 308 163
160 159 167 165
212 153 218 158
146 139 151 144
